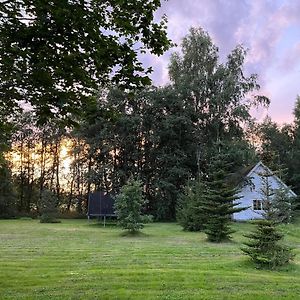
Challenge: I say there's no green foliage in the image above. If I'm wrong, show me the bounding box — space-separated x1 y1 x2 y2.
39 189 60 223
71 28 267 221
242 167 295 269
203 151 244 242
114 178 147 233
177 179 208 231
0 159 16 218
242 220 295 269
0 0 171 124
169 27 269 153
272 188 295 224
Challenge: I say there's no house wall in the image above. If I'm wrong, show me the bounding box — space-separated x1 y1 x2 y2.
233 164 293 221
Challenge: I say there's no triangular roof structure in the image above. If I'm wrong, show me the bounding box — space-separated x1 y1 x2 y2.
245 161 297 197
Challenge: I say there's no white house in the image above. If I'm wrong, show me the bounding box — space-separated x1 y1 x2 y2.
233 161 297 221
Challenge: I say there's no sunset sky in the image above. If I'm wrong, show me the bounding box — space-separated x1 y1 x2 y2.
143 0 300 124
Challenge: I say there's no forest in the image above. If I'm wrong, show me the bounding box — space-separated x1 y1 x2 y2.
1 26 299 221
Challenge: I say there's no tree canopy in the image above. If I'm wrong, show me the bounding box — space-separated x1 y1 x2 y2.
0 0 171 123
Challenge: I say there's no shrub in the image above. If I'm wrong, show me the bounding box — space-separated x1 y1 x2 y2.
39 190 61 223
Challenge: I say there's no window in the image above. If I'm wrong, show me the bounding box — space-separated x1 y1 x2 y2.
253 199 262 210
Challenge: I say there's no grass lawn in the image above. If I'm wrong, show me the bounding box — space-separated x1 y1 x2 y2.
0 219 299 300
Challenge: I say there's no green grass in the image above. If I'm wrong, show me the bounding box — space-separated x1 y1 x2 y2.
0 220 299 299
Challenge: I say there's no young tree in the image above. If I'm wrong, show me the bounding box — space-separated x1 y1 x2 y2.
177 179 209 231
39 189 60 223
242 220 294 269
203 151 244 242
242 168 295 269
114 178 147 233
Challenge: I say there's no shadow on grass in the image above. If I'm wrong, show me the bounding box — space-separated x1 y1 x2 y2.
120 230 150 238
86 222 118 228
226 256 300 273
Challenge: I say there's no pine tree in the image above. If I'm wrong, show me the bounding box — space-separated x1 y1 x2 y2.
241 220 294 269
242 167 295 269
203 152 244 242
177 179 209 231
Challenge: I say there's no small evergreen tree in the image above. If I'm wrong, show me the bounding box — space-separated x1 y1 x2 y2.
242 168 295 269
40 189 60 223
177 179 209 231
114 178 147 233
203 152 244 242
241 220 295 269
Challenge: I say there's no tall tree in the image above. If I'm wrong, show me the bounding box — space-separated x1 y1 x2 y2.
203 151 244 242
0 0 171 123
168 27 269 169
291 96 300 195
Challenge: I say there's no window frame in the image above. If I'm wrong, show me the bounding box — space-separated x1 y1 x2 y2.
253 199 262 210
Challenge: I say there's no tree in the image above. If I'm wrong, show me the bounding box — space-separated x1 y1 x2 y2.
114 178 147 233
55 28 269 221
242 220 294 269
203 151 244 242
177 179 209 231
0 0 171 124
290 96 300 197
0 159 16 218
39 189 60 223
0 110 16 217
168 27 269 167
242 168 295 269
272 188 295 224
255 116 291 181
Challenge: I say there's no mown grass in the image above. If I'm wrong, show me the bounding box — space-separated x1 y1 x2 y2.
0 219 299 299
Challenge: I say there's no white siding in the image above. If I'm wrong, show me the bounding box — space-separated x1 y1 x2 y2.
233 163 295 221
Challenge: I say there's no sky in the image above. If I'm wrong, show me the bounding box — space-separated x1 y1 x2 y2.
143 0 300 125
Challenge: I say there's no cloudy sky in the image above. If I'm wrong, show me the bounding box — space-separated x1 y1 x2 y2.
143 0 300 124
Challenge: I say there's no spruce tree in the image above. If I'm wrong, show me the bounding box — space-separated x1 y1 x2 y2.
242 220 294 269
177 179 209 231
242 167 295 269
203 152 244 242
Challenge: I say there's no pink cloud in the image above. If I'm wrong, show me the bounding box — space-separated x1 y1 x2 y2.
144 0 300 123
279 42 300 72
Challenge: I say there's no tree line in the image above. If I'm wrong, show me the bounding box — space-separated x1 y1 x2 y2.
1 28 300 220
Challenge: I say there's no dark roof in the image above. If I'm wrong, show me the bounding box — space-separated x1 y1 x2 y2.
227 163 257 187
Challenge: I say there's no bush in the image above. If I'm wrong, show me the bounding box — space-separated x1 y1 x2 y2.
39 190 60 223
